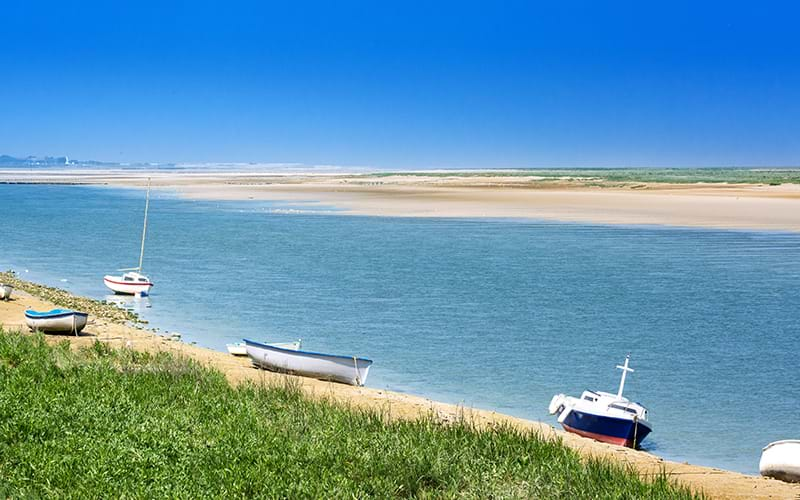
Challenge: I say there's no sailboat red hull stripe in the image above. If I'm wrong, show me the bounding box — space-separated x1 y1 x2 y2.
103 278 154 286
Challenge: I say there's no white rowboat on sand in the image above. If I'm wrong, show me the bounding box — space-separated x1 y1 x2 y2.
760 440 800 483
244 338 372 386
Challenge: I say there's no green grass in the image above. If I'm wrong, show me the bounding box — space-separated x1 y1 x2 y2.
0 330 699 499
367 168 800 185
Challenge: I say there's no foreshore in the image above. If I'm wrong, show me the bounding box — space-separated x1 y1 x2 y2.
1 276 798 499
2 168 800 231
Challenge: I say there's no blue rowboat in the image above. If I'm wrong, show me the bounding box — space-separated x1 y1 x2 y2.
24 309 89 334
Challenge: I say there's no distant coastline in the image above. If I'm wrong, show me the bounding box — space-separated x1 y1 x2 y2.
2 166 800 232
2 154 800 181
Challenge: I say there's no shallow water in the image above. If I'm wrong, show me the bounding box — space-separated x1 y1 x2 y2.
2 183 798 474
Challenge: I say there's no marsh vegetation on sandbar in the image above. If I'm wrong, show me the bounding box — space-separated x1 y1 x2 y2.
369 168 800 185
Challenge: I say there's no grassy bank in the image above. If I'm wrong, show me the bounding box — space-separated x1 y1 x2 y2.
0 330 698 499
369 168 800 185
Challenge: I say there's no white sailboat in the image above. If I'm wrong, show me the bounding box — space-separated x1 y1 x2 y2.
104 178 154 296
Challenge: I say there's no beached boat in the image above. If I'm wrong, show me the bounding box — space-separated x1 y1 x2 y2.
104 178 154 296
244 338 372 386
760 440 800 482
227 339 302 356
548 355 652 448
25 309 89 334
0 284 12 300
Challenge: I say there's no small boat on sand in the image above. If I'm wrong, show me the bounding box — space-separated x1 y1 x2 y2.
0 284 12 300
549 354 652 448
760 440 800 482
244 338 372 386
227 339 302 356
25 309 89 334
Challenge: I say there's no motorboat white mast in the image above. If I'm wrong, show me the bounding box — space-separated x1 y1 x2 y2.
616 354 634 399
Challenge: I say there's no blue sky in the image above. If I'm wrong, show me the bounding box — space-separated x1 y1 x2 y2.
1 1 798 168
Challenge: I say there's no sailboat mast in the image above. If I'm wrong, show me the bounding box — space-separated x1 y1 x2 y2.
137 178 151 272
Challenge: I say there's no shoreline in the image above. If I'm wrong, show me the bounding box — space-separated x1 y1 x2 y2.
1 276 798 498
2 169 800 232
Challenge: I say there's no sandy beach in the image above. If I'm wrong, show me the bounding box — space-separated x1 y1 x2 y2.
3 169 800 232
1 281 798 499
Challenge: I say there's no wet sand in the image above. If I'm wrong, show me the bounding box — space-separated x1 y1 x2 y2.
1 285 799 499
3 169 800 231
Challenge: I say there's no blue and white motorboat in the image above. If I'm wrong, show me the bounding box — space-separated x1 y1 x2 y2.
244 339 373 386
548 355 652 448
24 309 89 334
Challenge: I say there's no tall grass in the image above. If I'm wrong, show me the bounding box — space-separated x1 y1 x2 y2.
0 330 699 498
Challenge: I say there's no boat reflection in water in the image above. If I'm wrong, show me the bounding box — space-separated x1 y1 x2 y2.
104 293 152 317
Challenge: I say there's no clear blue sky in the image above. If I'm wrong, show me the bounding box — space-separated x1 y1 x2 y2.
1 1 798 168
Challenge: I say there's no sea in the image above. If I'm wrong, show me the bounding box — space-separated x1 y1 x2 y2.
1 182 798 474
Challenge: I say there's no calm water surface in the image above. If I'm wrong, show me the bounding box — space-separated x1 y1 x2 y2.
2 184 798 474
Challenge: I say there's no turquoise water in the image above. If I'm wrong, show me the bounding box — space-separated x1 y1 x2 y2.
2 183 799 474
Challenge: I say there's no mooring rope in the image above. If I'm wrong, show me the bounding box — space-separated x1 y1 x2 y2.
352 356 361 386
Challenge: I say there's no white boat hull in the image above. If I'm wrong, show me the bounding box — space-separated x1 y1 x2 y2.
0 284 11 300
25 311 88 334
104 275 153 296
760 440 800 482
245 339 372 386
227 343 248 356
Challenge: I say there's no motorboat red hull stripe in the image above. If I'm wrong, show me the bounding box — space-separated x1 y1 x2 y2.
562 423 633 447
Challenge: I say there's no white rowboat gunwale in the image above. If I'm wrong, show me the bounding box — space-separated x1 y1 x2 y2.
227 340 302 356
245 339 371 363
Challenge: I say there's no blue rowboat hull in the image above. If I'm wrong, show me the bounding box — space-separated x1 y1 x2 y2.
562 409 652 448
